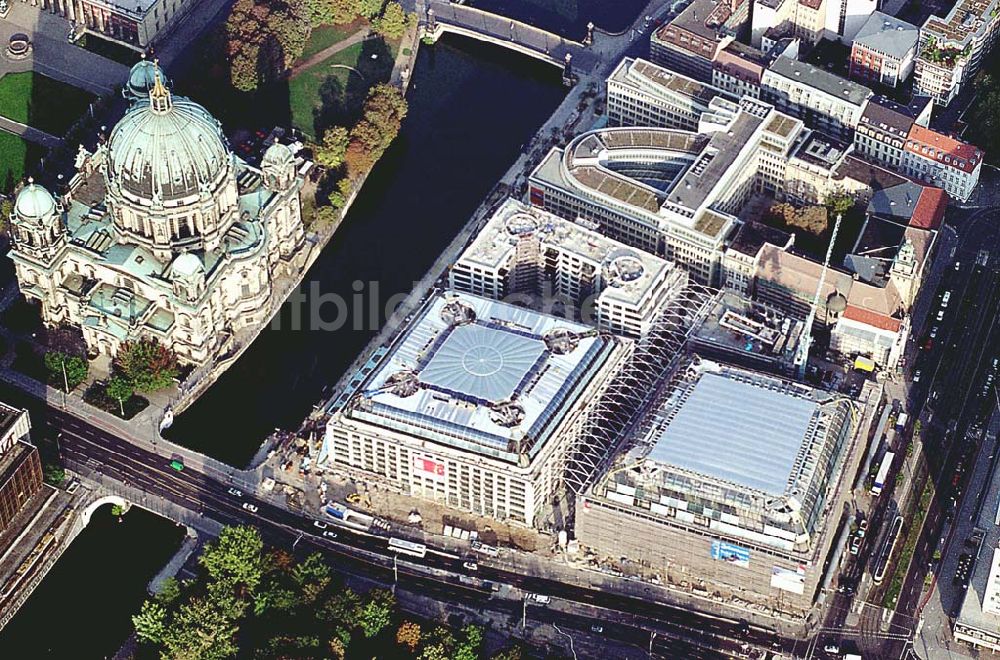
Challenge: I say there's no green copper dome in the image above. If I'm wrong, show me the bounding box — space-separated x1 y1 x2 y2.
106 81 232 203
14 182 56 220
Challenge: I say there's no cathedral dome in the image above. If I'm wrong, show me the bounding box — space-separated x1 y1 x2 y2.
14 181 56 220
261 142 294 167
106 76 231 203
124 57 164 101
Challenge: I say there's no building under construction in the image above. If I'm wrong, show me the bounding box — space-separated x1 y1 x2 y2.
576 358 873 617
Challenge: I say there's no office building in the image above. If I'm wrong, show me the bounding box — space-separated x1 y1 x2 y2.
0 403 42 533
853 95 932 170
449 199 686 337
850 12 919 87
577 358 868 615
762 55 873 141
320 290 633 528
649 0 749 82
607 58 732 131
913 0 1000 105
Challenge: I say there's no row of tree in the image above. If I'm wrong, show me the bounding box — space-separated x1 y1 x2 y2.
313 82 408 217
226 0 412 91
132 525 524 659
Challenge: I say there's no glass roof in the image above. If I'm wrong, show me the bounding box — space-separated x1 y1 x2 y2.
420 324 546 403
648 372 818 494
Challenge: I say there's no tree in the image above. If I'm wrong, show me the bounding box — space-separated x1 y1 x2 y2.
787 205 829 235
396 620 421 651
291 552 331 603
42 464 65 485
0 198 11 234
113 337 179 393
315 126 350 169
358 588 395 638
327 637 347 660
44 351 88 391
156 576 182 605
418 625 456 660
825 191 855 217
161 596 240 660
358 0 384 19
346 84 408 175
491 645 525 660
374 1 408 38
111 503 127 521
454 624 484 660
106 375 134 417
199 525 265 594
223 0 311 91
132 599 168 645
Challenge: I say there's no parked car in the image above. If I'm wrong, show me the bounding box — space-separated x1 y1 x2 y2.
913 370 922 383
857 520 869 538
530 594 551 604
849 536 862 555
314 520 328 530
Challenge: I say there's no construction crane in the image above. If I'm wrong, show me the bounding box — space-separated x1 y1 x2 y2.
794 212 844 379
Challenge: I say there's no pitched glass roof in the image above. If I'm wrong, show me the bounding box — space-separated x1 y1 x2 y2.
648 372 818 494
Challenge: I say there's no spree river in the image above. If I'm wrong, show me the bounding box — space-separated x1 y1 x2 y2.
0 506 183 658
166 36 568 465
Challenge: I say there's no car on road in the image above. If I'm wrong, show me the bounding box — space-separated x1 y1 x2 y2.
462 560 478 571
823 643 840 653
936 310 945 321
242 503 259 513
227 488 243 497
322 530 338 539
314 520 328 530
849 536 862 555
590 624 604 634
913 370 922 383
857 520 869 538
529 594 551 604
930 326 938 338
955 261 961 270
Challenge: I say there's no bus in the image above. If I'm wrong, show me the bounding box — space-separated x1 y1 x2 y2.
873 515 903 585
169 459 184 472
871 451 895 496
388 537 427 558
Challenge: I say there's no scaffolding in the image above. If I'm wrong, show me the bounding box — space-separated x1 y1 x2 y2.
562 282 718 494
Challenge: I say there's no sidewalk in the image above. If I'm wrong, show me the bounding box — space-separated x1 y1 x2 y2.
0 4 128 94
0 115 61 148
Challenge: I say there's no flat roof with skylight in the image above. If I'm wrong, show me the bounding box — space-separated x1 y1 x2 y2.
338 290 625 464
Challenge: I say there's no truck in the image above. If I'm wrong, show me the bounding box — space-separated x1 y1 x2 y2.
895 412 908 430
871 451 895 496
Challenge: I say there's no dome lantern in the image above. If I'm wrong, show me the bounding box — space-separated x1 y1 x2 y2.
149 61 172 114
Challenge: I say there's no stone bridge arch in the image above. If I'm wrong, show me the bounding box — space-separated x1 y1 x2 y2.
81 495 130 526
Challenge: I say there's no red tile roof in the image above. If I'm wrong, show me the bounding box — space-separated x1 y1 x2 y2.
904 125 983 173
843 305 902 332
910 186 947 230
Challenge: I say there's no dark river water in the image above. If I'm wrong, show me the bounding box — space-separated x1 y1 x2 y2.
0 506 183 658
165 35 568 465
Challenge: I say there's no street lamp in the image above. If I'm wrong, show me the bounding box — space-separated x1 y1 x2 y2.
552 624 578 660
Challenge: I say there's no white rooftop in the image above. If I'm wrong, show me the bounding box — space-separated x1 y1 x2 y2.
458 199 673 309
347 290 622 462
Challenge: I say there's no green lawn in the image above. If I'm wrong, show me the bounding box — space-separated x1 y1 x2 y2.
0 72 96 136
299 21 367 60
0 132 44 192
288 35 398 140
